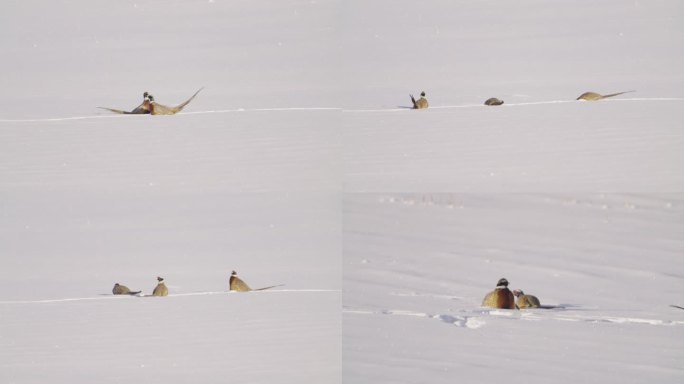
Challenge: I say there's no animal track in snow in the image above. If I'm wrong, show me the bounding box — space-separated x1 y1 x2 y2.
0 289 339 304
344 305 684 329
378 195 465 209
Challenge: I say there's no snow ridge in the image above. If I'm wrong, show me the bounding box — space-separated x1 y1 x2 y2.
343 97 684 113
0 107 341 123
344 304 684 329
0 289 340 305
3 97 682 122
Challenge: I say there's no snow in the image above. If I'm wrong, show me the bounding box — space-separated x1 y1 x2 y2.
344 101 684 192
340 0 684 192
3 292 339 383
338 1 683 383
1 0 683 383
343 194 684 384
1 1 340 383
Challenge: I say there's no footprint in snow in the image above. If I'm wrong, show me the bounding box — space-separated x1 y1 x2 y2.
434 314 485 329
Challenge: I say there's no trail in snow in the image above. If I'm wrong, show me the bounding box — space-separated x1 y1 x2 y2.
2 98 682 122
0 289 340 305
343 97 684 113
343 306 684 328
183 107 340 115
0 107 341 123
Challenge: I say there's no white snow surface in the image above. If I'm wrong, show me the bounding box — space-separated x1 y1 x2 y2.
1 0 683 383
337 1 683 383
344 194 684 384
340 0 684 192
1 1 340 383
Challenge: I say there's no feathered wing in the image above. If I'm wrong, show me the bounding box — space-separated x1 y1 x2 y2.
129 104 151 114
152 283 168 296
97 106 130 114
229 276 252 292
410 94 417 108
517 295 541 309
482 290 497 307
149 88 204 115
98 101 151 115
149 103 175 115
482 289 516 309
501 290 516 309
171 87 204 113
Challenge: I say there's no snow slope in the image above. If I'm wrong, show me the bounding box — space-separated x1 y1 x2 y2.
0 104 343 379
339 3 684 379
2 0 683 383
0 0 341 119
343 194 684 384
339 0 684 108
3 291 340 383
1 1 340 383
343 101 684 192
340 0 684 192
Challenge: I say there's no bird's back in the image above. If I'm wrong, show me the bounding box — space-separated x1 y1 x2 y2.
113 284 130 295
229 276 252 292
153 282 168 296
517 294 541 308
482 288 516 309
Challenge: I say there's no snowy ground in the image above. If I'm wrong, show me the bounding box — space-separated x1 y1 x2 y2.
1 1 340 383
1 139 341 384
1 0 683 383
0 0 340 119
3 291 339 383
340 1 683 383
343 194 684 384
340 0 684 192
343 101 684 193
